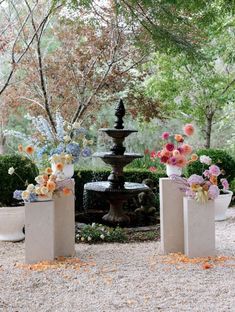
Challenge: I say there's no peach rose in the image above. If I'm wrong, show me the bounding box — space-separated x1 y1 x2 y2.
55 162 64 171
181 144 192 155
47 180 56 192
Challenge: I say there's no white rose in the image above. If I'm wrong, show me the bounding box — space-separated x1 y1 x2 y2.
22 190 30 200
27 184 35 192
63 135 71 143
8 167 15 175
100 234 105 240
87 236 92 241
40 186 49 195
81 237 85 242
200 155 212 165
35 175 44 185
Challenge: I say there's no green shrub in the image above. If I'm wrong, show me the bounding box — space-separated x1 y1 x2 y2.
74 168 165 212
77 223 127 243
0 154 38 206
186 149 235 183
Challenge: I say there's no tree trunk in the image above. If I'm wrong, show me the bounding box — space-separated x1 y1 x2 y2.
205 115 213 149
0 134 6 155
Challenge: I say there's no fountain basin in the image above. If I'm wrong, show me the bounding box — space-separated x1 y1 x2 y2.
93 152 143 166
84 182 149 225
99 128 137 139
84 181 148 194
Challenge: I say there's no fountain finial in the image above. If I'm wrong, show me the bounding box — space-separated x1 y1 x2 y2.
114 99 125 129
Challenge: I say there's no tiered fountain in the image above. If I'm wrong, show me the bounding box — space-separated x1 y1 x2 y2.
84 99 149 225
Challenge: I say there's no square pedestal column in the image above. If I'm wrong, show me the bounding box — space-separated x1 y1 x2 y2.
53 179 75 258
160 178 184 254
25 201 55 264
183 197 215 258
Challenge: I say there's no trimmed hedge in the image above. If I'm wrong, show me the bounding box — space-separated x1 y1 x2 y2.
186 149 235 183
0 154 38 206
74 168 166 212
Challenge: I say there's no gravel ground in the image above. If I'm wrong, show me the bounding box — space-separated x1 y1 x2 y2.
0 208 235 312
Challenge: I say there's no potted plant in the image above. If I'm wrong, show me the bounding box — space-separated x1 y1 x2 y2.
0 154 38 242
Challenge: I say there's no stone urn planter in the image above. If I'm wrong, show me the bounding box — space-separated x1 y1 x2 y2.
0 206 25 242
214 191 233 221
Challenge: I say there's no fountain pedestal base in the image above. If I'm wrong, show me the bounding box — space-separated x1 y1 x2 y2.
102 199 130 224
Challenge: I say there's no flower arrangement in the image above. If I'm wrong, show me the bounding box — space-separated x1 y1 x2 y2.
171 155 230 203
12 167 73 203
5 112 92 168
154 124 197 169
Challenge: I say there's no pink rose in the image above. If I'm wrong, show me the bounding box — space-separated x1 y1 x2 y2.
161 132 170 140
165 143 174 152
221 178 229 190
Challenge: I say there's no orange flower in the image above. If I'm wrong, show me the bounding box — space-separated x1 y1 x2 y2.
174 134 184 142
25 145 34 154
62 187 72 196
47 180 56 192
176 155 187 168
210 175 217 185
202 262 213 270
161 149 172 158
181 144 192 155
191 154 198 161
18 144 23 152
183 124 195 136
55 162 64 171
49 174 57 181
45 167 53 175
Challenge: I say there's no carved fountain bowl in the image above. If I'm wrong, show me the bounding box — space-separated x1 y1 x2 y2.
99 128 137 139
93 152 143 166
84 181 149 200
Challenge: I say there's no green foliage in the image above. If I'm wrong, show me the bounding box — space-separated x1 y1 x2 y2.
186 149 235 183
77 223 127 243
0 154 38 206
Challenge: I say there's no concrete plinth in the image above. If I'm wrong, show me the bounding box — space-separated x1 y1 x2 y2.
183 197 215 258
25 201 55 264
53 179 75 257
160 178 184 254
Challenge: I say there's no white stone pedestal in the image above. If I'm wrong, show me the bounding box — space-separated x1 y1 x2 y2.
183 197 215 258
25 201 55 264
160 178 184 254
53 179 75 257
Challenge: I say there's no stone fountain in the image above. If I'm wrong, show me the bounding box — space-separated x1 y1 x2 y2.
84 99 149 225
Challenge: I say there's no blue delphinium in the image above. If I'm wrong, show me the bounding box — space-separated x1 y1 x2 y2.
50 144 65 156
66 143 80 162
13 190 23 200
81 147 92 157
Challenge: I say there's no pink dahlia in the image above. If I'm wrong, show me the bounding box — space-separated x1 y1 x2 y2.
161 132 170 140
183 124 195 136
181 144 192 155
221 178 229 190
188 174 204 186
209 165 221 177
168 157 177 166
150 150 157 159
165 143 175 152
208 185 220 200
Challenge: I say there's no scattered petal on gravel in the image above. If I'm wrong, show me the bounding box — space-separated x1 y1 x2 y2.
0 208 234 312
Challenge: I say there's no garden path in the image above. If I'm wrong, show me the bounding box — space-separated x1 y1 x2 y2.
0 208 234 312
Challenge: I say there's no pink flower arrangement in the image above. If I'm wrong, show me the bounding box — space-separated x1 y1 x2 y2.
171 156 230 203
155 124 196 168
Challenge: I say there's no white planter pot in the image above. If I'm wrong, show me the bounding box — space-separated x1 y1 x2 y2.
214 191 233 221
51 163 74 180
0 206 25 242
183 197 215 258
166 164 182 177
